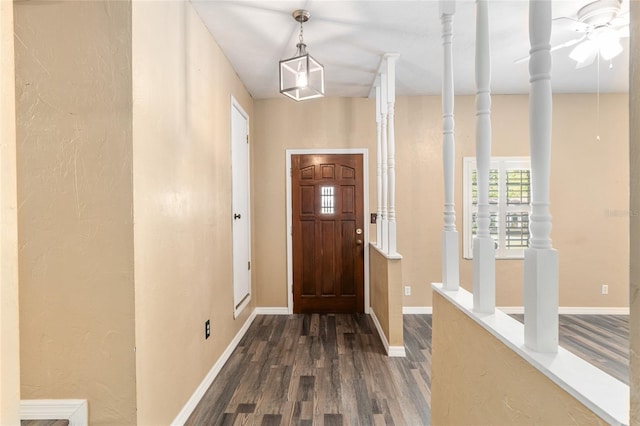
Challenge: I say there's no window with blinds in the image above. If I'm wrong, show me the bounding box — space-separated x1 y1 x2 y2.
463 157 531 259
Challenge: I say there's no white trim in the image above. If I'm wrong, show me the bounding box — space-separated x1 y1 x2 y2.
498 306 630 315
286 149 370 315
403 306 432 314
369 309 406 357
387 345 406 357
432 283 629 426
496 306 525 314
230 96 252 319
254 307 290 315
172 308 257 425
21 399 88 426
371 242 402 260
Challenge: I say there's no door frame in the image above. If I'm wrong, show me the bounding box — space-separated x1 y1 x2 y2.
286 149 370 315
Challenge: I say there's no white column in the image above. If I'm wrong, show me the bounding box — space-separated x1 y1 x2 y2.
472 0 495 313
524 0 558 352
386 54 399 256
380 74 389 253
375 83 383 247
440 0 459 291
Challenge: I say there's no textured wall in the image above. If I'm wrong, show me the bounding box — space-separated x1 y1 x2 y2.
431 291 607 425
370 246 390 339
629 1 639 423
131 1 254 424
14 1 136 424
369 246 404 348
252 98 376 308
0 0 20 423
253 94 629 309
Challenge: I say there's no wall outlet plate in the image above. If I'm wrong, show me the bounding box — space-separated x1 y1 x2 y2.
404 286 411 296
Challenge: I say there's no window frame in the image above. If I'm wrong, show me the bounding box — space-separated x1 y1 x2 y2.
463 156 531 260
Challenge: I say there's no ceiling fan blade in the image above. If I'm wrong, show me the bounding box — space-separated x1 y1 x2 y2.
552 16 591 33
610 10 629 27
551 35 587 52
617 25 630 38
513 35 586 64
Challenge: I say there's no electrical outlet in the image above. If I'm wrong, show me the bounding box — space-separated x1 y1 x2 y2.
205 320 211 339
601 284 609 295
404 286 411 296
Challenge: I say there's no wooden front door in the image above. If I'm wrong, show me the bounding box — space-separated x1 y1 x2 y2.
292 154 365 314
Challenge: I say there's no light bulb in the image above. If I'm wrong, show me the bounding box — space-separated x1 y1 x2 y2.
296 72 308 88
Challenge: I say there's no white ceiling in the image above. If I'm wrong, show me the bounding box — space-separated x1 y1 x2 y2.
190 0 630 99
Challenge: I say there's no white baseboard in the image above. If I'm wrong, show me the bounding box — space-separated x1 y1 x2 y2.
498 306 630 315
369 309 406 358
21 399 87 426
171 308 258 425
254 307 290 315
403 306 432 314
401 306 630 315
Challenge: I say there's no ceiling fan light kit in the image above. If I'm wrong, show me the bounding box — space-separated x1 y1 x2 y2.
279 9 325 101
567 0 628 68
514 0 628 68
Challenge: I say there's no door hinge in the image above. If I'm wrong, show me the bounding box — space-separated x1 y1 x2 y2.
248 261 251 270
246 135 249 144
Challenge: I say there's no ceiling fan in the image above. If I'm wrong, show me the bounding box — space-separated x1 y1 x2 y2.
516 0 629 68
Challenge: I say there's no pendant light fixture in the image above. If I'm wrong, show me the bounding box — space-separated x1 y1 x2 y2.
279 9 325 101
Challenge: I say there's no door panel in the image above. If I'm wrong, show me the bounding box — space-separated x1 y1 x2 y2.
292 154 364 313
231 102 250 317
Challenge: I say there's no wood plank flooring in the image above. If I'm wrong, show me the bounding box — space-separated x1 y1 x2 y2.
186 313 628 425
186 314 432 425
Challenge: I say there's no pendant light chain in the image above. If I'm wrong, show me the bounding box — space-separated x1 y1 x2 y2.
299 20 304 45
297 18 306 56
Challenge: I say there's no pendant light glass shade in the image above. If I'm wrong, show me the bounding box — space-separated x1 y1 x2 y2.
279 50 325 101
279 10 325 101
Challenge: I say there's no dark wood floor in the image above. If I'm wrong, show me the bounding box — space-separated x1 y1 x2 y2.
186 313 628 425
186 314 432 425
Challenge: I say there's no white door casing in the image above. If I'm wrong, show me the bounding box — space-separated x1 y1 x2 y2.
285 148 370 315
231 98 251 318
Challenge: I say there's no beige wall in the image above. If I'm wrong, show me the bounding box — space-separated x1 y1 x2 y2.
14 1 137 424
252 98 376 307
369 246 403 347
629 1 639 423
131 1 254 424
431 291 607 425
1 0 20 424
254 94 629 309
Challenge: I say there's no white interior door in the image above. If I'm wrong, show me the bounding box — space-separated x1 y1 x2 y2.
231 99 251 318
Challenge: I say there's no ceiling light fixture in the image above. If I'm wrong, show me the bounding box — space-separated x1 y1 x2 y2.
568 26 623 66
279 9 325 101
566 0 628 68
